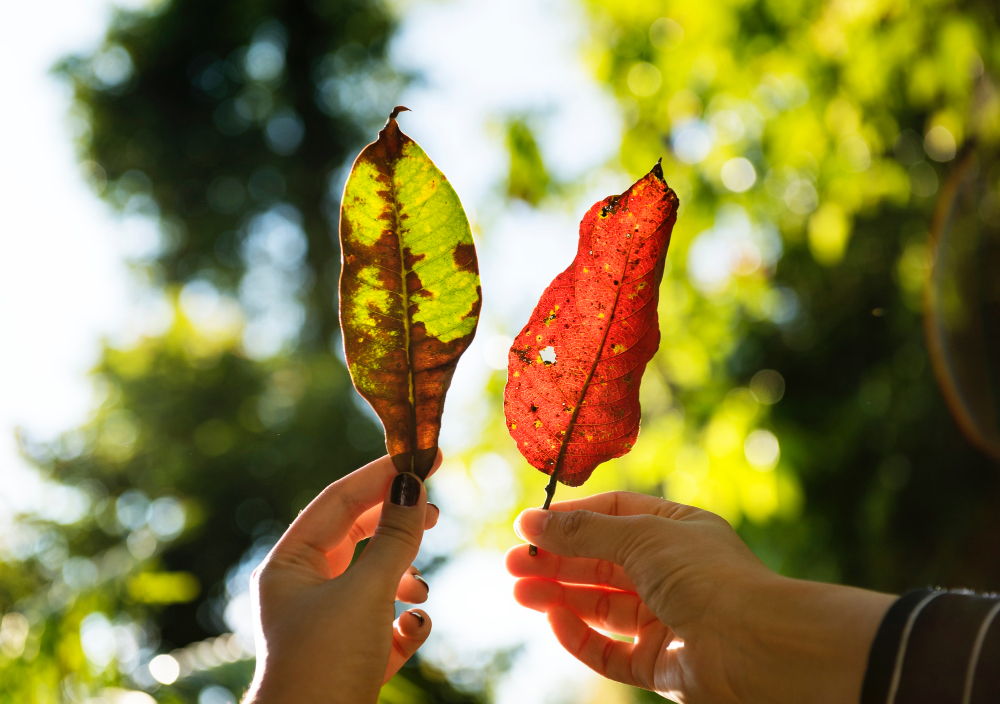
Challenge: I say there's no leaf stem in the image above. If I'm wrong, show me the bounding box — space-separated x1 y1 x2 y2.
528 194 638 556
528 471 559 556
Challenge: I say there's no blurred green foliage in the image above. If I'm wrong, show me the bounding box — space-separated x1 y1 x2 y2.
4 0 1000 702
469 3 1000 700
504 117 552 206
57 0 403 342
569 0 1000 594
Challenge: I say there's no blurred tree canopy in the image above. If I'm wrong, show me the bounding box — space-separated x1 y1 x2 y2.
565 0 1000 596
0 0 482 703
4 0 1000 702
60 0 403 344
478 4 1000 697
504 117 552 207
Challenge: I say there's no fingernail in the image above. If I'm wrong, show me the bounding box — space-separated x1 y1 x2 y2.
391 472 421 507
407 610 425 626
519 509 551 538
427 502 440 516
413 574 429 592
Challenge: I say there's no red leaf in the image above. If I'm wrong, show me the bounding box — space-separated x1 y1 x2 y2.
503 162 679 487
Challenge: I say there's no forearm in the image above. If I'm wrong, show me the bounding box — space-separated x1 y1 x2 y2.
736 575 895 704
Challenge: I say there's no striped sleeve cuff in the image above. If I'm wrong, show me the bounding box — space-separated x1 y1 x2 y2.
861 588 1000 704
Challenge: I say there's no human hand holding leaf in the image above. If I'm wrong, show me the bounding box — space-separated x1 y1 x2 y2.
504 163 678 528
339 107 481 478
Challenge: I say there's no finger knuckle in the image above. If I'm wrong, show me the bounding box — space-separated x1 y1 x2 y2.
594 559 616 586
599 639 615 675
347 522 367 544
632 514 665 538
332 489 369 521
374 522 421 552
595 591 612 622
653 501 687 519
558 510 592 544
610 492 622 516
249 558 273 593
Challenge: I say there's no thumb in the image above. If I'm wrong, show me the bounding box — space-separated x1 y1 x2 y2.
514 507 645 565
354 472 426 589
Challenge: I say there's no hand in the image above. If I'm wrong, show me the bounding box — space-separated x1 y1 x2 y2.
506 492 895 704
242 454 440 704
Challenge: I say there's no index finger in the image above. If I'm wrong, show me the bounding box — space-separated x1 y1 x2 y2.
547 491 678 517
276 451 443 556
505 544 636 592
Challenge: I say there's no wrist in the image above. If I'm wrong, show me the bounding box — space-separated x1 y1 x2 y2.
241 661 380 704
735 575 895 704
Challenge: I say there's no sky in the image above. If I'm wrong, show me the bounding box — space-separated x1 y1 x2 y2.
0 0 134 518
0 0 636 701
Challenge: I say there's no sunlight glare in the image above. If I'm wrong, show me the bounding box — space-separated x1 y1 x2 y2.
148 654 180 684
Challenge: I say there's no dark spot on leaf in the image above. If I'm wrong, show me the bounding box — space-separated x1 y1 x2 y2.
403 246 426 271
453 242 478 274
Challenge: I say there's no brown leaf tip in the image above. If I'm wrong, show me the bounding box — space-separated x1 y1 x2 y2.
651 158 665 182
389 105 411 120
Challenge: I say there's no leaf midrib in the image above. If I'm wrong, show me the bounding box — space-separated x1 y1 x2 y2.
550 213 637 477
388 148 417 471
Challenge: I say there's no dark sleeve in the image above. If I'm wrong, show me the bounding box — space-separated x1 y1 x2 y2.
861 588 1000 704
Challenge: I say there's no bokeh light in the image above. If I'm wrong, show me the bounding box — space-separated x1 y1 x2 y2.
148 654 180 685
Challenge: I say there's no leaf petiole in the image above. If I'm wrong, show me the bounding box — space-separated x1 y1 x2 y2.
527 470 559 556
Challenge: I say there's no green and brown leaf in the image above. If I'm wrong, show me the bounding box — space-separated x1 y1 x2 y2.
339 107 482 478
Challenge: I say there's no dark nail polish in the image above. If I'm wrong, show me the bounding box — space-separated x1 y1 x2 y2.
407 610 425 626
413 573 429 592
391 472 421 507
